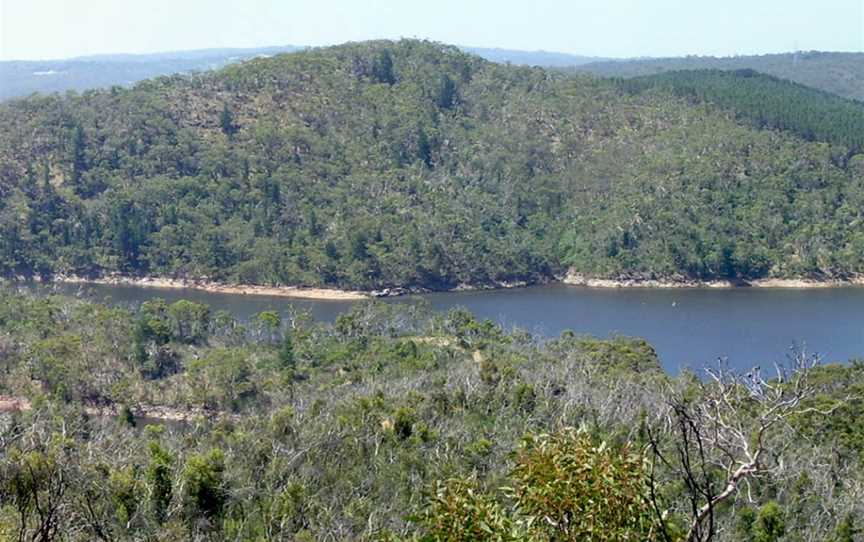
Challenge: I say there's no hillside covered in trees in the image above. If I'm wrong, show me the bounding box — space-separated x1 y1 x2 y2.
616 69 864 153
576 51 864 102
0 288 862 540
1 40 863 291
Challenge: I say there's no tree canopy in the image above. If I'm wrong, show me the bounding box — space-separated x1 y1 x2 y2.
0 40 862 289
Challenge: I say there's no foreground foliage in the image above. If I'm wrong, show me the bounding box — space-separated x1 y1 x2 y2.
419 430 659 542
0 288 862 540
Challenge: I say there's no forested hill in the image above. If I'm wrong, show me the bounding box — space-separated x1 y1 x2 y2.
575 51 864 101
616 69 864 153
1 40 863 291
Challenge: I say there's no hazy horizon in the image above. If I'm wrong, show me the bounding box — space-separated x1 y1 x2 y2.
3 41 864 65
1 0 862 62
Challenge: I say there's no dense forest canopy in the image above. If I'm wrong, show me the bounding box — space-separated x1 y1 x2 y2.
575 51 864 102
1 40 863 290
616 69 864 153
0 288 862 540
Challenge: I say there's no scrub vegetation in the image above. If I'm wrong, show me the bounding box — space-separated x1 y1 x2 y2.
0 288 862 540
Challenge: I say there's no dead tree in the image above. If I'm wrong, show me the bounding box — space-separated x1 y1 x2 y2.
648 351 839 542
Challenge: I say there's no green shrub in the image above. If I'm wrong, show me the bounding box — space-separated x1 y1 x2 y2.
146 441 174 522
182 448 227 522
754 501 785 542
417 478 518 542
509 429 660 542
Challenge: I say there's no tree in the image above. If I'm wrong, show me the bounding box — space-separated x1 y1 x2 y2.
108 466 141 528
182 449 226 525
69 124 87 187
188 348 256 410
418 128 433 168
253 311 281 344
41 160 52 191
829 514 860 542
109 200 149 271
117 405 136 428
2 446 70 542
647 353 837 542
132 316 149 368
219 104 238 139
753 501 785 542
146 441 173 523
167 300 210 344
436 75 457 109
374 50 396 85
278 333 295 372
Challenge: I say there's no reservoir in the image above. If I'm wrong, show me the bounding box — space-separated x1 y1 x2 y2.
35 282 864 374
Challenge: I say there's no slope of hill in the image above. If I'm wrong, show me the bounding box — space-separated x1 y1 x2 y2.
576 51 864 101
0 40 862 290
616 69 864 153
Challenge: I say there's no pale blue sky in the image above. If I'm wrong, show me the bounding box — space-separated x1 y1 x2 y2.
1 0 862 61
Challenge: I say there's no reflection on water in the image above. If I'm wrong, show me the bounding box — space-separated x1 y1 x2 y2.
20 281 864 374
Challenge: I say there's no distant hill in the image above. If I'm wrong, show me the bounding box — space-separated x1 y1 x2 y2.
0 46 304 101
576 52 864 101
4 45 861 103
1 40 862 289
462 47 608 67
0 45 606 101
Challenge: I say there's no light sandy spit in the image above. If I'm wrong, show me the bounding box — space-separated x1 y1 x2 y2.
52 275 370 300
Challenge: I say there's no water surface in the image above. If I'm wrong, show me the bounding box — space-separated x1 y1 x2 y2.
36 282 864 374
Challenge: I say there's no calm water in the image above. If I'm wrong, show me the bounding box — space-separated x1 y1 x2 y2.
32 282 864 374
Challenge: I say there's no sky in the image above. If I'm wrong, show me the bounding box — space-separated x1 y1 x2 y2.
1 0 862 61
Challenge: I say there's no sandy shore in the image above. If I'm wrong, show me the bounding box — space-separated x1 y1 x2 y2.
563 271 864 289
53 275 370 301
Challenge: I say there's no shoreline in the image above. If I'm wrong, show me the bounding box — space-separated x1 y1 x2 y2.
562 272 864 289
51 275 371 301
7 271 864 301
29 274 542 300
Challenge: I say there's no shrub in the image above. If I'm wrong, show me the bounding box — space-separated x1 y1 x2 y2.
509 428 660 542
182 448 227 523
417 478 518 542
146 441 174 522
